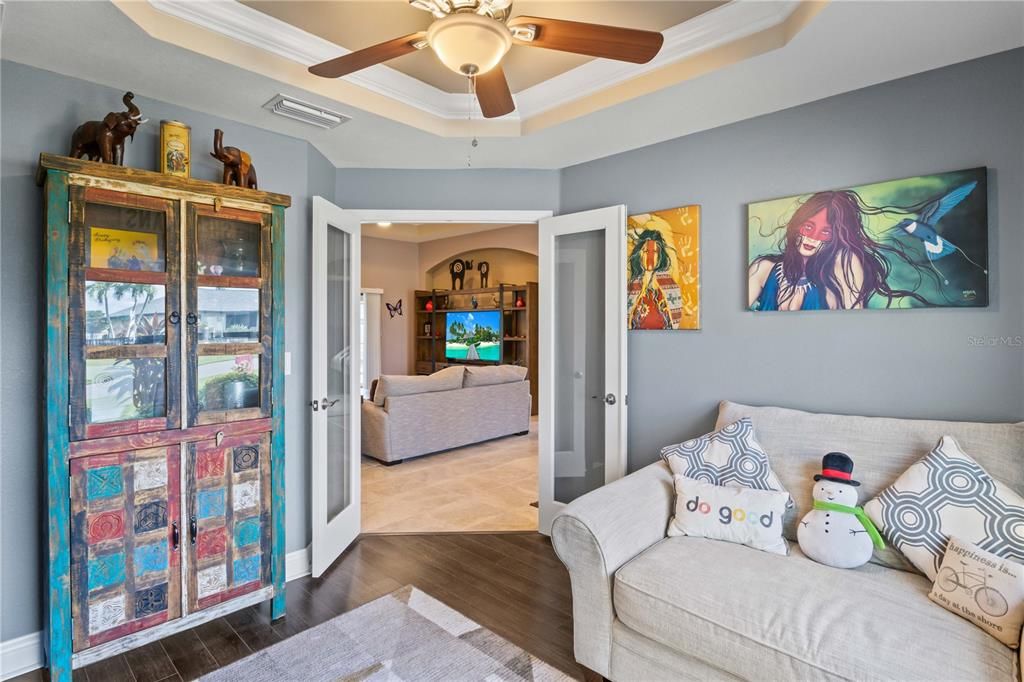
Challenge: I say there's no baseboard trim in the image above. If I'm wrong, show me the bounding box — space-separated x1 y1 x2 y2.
285 544 312 581
1 545 313 680
0 631 44 680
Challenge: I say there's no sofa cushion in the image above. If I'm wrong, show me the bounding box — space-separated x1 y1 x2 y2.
716 401 1024 571
613 536 1017 681
463 364 527 388
373 366 465 406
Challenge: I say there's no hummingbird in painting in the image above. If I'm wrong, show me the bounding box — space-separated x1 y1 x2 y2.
893 180 987 284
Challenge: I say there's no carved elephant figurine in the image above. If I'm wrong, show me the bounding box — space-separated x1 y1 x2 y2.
69 92 147 165
211 128 258 189
450 258 473 290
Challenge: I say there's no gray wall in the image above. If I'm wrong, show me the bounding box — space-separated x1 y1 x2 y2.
560 48 1024 471
335 168 560 211
0 59 336 640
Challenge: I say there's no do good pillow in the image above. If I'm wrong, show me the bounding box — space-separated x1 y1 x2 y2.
668 475 790 556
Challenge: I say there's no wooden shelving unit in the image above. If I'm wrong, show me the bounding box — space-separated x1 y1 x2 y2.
414 282 538 415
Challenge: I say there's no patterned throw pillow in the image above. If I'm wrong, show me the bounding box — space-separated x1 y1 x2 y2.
865 436 1024 580
661 418 790 500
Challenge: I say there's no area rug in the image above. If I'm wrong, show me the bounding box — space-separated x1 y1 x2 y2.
202 585 572 681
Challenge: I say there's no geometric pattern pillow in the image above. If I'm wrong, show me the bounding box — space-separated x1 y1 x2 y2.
864 435 1024 580
661 418 790 501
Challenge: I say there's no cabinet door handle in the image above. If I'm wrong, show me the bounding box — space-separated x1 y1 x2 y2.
171 521 180 551
189 516 197 545
186 312 198 326
168 311 181 325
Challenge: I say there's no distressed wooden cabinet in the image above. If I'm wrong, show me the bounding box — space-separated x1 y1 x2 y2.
38 154 290 682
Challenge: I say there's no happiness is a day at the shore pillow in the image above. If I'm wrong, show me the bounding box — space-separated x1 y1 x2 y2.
929 536 1024 647
669 475 790 556
661 418 790 503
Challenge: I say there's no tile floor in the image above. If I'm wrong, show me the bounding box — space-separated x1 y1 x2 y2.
361 417 538 533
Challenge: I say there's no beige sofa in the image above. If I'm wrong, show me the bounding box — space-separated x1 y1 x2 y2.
362 365 531 464
552 401 1024 681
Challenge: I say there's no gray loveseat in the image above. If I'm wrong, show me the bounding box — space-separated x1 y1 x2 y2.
362 365 531 464
552 400 1024 681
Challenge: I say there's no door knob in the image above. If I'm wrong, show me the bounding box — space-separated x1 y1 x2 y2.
603 393 617 406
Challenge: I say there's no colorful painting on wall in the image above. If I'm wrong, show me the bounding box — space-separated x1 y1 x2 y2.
748 167 988 312
627 205 701 330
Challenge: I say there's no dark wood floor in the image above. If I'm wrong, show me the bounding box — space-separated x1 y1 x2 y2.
16 533 582 682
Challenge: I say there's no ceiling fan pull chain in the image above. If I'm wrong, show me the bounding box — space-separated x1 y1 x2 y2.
466 75 477 168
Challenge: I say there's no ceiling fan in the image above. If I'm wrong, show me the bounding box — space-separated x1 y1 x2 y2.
308 0 665 118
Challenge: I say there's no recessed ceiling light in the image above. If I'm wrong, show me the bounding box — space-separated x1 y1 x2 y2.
377 222 392 227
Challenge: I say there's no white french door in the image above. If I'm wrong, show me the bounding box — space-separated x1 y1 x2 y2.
310 196 361 577
538 205 628 534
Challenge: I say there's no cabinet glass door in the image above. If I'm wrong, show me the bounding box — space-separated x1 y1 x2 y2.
68 187 181 441
185 432 272 612
186 205 272 426
70 447 182 651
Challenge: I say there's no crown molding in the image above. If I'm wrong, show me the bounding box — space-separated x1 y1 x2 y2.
147 0 800 123
514 1 801 117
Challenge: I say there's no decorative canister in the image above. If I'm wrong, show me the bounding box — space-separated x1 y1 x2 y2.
160 120 191 177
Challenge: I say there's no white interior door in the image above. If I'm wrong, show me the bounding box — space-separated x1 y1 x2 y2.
538 205 628 534
311 196 361 576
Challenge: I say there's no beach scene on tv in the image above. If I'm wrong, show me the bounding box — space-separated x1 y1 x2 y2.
445 310 501 362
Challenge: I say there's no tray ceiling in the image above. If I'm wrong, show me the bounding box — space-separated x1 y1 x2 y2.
240 1 726 94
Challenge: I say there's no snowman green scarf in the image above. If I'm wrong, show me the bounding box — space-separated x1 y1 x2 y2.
812 500 885 549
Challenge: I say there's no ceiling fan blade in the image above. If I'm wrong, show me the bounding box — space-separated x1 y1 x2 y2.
475 65 515 119
508 16 663 63
309 32 427 78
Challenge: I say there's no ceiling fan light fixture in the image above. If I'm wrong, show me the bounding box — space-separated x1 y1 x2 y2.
426 13 511 76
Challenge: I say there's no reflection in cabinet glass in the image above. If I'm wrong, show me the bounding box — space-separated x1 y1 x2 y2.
39 153 290 682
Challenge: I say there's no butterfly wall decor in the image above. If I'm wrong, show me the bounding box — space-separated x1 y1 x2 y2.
386 299 403 318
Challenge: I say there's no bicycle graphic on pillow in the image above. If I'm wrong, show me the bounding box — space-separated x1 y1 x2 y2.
937 560 1009 617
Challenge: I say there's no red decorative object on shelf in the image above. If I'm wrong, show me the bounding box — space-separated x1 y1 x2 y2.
425 299 434 312
515 295 525 308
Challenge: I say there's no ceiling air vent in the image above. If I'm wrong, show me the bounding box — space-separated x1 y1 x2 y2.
263 95 350 129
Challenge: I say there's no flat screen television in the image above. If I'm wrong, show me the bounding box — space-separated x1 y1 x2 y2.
445 310 502 363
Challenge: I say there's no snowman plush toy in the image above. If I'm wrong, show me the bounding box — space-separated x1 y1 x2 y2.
797 452 885 569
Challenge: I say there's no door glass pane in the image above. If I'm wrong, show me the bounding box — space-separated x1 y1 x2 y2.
553 230 606 505
85 281 166 346
197 354 260 411
86 205 166 272
86 358 166 424
196 216 260 277
197 287 259 343
326 227 352 518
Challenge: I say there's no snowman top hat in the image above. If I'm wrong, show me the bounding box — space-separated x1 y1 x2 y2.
813 452 861 487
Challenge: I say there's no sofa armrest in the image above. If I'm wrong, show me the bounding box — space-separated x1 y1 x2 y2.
361 400 391 460
550 461 673 678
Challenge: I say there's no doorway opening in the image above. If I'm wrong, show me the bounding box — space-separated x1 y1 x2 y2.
358 219 543 533
310 201 627 576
